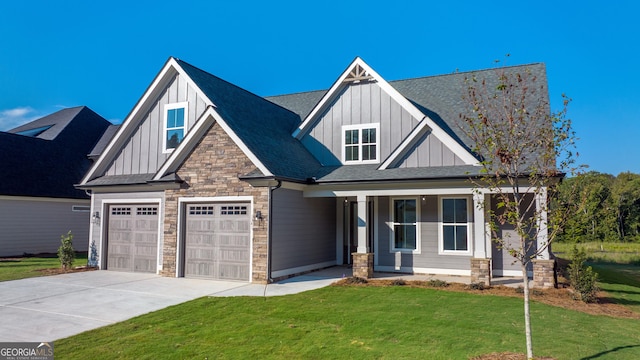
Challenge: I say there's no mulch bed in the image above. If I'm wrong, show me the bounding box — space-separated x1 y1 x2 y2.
37 265 97 276
334 278 640 320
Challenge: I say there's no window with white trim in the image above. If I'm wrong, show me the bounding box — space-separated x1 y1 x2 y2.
440 197 471 253
164 102 188 152
391 198 418 251
342 123 379 164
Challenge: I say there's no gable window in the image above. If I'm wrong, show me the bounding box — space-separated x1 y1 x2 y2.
391 198 419 252
342 123 379 164
164 102 188 153
439 197 471 254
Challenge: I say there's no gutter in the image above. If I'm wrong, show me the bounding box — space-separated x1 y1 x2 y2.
267 179 282 283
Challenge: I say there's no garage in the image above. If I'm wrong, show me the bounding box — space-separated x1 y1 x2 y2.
106 205 159 273
184 203 251 281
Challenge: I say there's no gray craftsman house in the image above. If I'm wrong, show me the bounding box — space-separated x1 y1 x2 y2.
0 106 111 256
77 57 555 287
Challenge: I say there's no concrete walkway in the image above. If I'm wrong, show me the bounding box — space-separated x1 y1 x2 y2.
0 269 345 342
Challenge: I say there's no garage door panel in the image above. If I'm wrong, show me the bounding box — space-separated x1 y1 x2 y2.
184 203 250 281
107 205 159 273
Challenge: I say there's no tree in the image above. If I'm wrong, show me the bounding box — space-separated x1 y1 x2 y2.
459 60 581 359
611 172 640 241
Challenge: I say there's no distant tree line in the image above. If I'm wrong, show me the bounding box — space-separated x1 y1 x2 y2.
556 171 640 242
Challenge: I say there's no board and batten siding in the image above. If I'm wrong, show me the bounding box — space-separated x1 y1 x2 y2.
90 191 165 269
301 82 420 166
270 188 336 274
0 197 90 257
393 132 465 168
105 74 209 176
376 196 470 271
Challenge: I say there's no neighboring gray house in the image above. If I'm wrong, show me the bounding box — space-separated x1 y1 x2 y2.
0 106 111 256
77 57 555 287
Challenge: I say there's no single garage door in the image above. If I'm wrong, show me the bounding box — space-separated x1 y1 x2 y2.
184 203 251 281
107 205 159 273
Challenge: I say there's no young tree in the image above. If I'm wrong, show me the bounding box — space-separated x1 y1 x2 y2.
459 60 581 359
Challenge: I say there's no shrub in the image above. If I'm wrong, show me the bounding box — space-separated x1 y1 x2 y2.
567 245 599 303
58 231 75 270
466 282 486 291
344 276 368 284
427 279 449 288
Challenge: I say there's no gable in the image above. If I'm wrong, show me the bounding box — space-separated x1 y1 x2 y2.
300 81 421 166
103 72 211 177
391 131 465 168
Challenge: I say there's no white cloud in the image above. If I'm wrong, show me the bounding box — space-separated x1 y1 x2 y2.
0 106 39 131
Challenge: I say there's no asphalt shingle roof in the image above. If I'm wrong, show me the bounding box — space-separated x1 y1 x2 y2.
0 106 111 198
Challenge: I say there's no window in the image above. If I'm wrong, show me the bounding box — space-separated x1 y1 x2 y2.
111 207 131 215
440 197 471 253
164 102 188 152
189 206 214 215
221 205 247 215
342 123 379 164
392 198 418 251
72 205 91 212
137 207 158 216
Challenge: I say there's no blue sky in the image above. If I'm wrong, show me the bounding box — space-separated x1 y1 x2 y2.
1 1 638 175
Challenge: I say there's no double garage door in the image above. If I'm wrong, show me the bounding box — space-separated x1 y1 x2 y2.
184 203 251 281
106 202 251 281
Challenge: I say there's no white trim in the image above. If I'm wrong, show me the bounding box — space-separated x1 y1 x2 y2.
378 119 431 169
493 269 532 278
304 185 542 198
162 102 189 153
271 260 337 279
341 123 380 165
176 196 253 281
292 57 478 166
153 107 273 181
388 197 421 254
375 265 471 277
101 198 163 274
438 195 473 256
81 57 214 185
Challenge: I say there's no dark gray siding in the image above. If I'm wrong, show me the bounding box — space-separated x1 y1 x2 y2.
0 198 89 257
105 74 209 176
302 82 420 165
271 188 336 272
376 196 470 271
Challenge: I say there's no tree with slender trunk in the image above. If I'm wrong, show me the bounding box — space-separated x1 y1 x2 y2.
459 59 581 359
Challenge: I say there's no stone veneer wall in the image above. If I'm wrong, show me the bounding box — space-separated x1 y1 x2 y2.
161 122 270 283
531 259 557 289
470 258 491 286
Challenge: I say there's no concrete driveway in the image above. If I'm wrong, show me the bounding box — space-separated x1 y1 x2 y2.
0 270 343 342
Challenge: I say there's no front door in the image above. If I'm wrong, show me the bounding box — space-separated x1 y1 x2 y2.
343 202 358 265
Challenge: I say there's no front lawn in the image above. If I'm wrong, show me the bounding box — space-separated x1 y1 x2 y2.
56 284 640 359
0 253 88 282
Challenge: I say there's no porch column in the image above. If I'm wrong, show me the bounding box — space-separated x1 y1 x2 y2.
471 192 491 286
532 187 556 288
536 188 550 260
352 194 373 279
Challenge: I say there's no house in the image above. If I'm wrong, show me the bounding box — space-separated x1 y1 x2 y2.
0 106 111 256
76 57 556 287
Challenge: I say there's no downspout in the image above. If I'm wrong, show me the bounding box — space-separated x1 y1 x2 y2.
267 179 282 283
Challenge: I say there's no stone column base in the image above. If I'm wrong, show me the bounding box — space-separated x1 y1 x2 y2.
532 259 557 289
470 258 492 287
352 253 374 279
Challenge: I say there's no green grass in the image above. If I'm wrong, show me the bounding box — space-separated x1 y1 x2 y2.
553 241 640 264
55 285 640 360
0 253 88 282
590 262 640 314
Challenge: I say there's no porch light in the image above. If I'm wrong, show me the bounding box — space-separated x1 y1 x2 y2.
92 211 100 224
